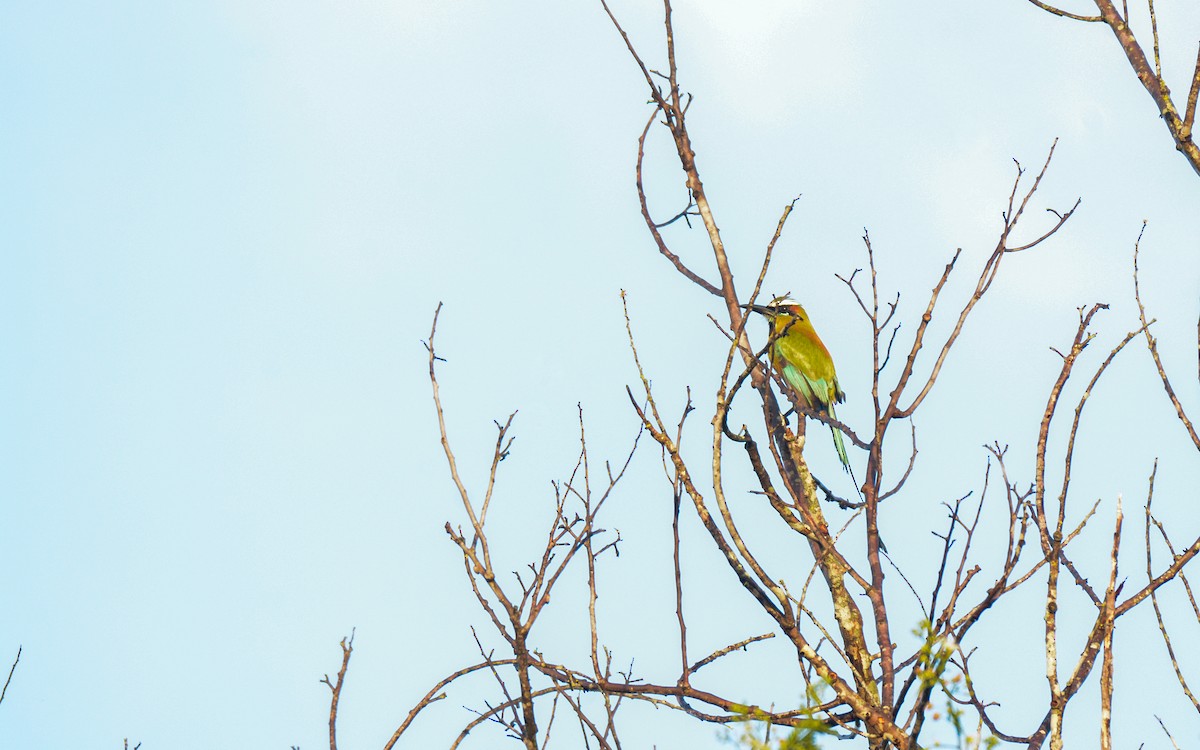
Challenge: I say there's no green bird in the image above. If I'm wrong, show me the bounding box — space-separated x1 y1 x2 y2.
744 297 849 470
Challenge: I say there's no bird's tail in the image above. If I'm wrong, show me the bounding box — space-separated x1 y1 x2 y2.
829 423 850 473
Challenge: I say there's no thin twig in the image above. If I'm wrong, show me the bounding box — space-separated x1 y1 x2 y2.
1133 224 1200 449
689 633 777 673
1023 0 1103 22
1144 462 1200 712
0 647 19 707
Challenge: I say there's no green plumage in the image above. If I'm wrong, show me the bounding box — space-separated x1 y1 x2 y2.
764 302 849 470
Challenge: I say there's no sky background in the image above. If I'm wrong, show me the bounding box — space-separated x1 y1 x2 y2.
2 1 1199 748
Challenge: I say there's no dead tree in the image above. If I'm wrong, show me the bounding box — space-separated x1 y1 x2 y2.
320 3 1200 748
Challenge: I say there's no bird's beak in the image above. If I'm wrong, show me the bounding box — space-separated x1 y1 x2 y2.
740 303 773 315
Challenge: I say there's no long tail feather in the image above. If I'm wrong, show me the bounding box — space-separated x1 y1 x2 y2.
829 423 850 472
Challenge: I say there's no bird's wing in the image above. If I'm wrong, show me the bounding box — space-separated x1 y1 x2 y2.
778 358 850 469
775 335 839 410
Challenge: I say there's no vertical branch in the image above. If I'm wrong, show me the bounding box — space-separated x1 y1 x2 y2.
586 488 603 682
426 303 501 576
672 479 689 687
320 631 355 750
426 301 556 750
1147 0 1162 82
513 639 541 750
1098 497 1122 750
1034 304 1107 750
1186 42 1200 136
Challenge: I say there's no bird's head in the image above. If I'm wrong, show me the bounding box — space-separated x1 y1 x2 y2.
742 296 809 323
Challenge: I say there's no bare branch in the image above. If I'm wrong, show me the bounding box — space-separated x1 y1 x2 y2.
1133 224 1200 449
893 142 1076 420
1185 42 1200 133
0 646 19 708
1156 715 1183 750
672 467 689 686
1149 515 1200 622
1144 462 1200 713
1098 497 1122 750
1088 0 1200 175
689 633 777 673
320 630 355 750
634 110 721 296
878 421 917 501
1147 0 1162 82
1024 0 1103 21
384 659 519 749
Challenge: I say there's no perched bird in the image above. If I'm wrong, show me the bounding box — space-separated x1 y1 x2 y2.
743 297 849 469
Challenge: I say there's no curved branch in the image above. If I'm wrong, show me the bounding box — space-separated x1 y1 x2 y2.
383 659 519 749
635 110 721 296
1025 0 1102 21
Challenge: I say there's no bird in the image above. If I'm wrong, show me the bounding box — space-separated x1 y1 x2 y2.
743 297 849 470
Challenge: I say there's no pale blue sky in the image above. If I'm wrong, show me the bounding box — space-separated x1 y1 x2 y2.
2 1 1199 748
